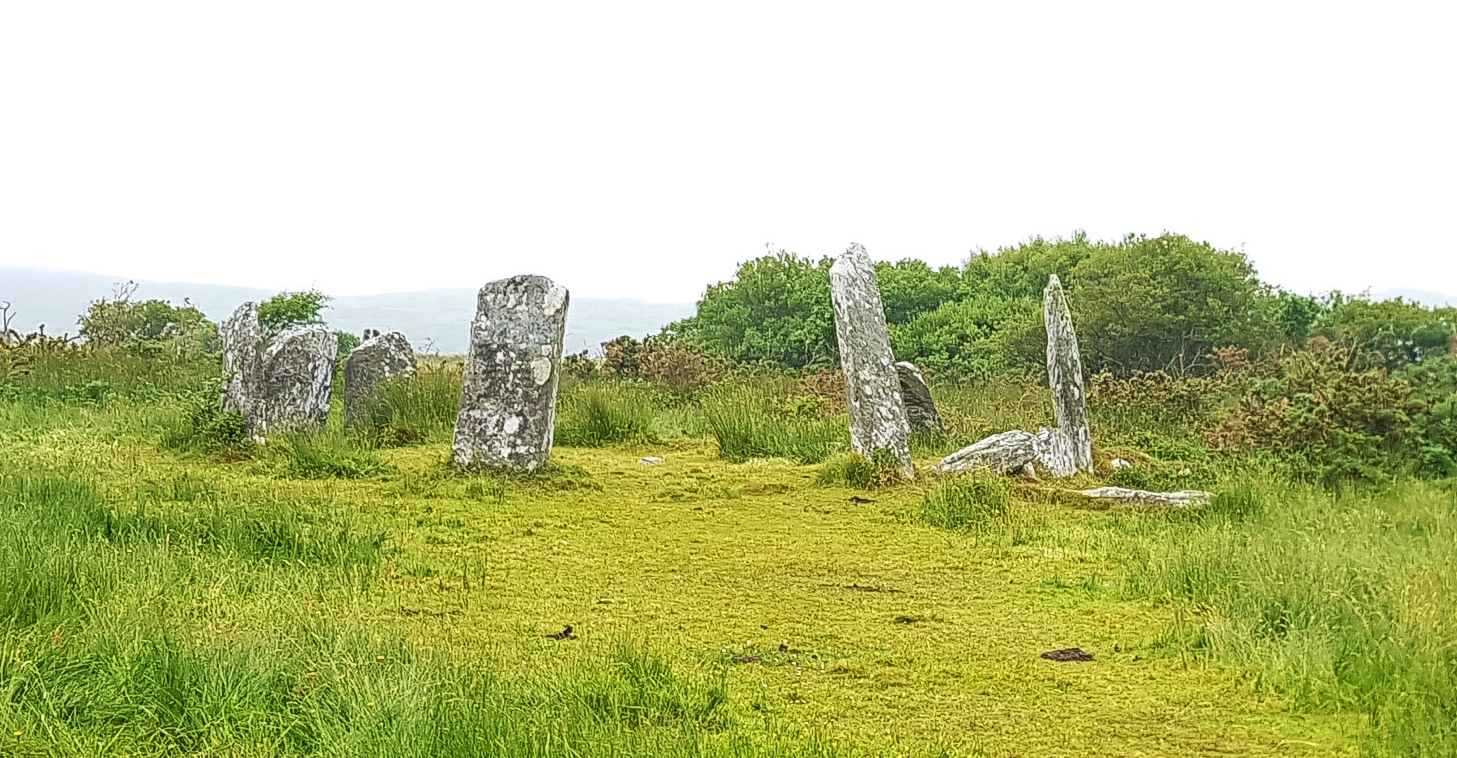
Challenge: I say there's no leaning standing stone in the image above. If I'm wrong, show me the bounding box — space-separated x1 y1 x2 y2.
830 243 914 478
1044 275 1092 475
344 331 416 426
256 327 336 433
895 361 943 432
452 275 569 470
220 302 263 422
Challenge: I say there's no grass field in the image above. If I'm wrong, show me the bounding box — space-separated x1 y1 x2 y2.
0 379 1453 756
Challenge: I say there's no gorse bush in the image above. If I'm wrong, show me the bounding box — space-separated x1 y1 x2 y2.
257 289 329 332
160 388 254 458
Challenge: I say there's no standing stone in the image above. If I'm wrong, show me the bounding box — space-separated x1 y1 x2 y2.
452 275 568 470
1044 275 1092 475
255 327 336 433
895 361 943 432
830 244 914 478
344 331 416 426
220 302 263 422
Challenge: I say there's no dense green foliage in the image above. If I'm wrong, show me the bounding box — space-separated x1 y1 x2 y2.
258 289 330 332
670 232 1456 381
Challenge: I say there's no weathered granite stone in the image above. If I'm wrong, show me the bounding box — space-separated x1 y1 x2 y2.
933 430 1038 474
452 275 569 470
1044 275 1092 475
895 361 943 432
1079 487 1211 508
1035 426 1077 478
344 331 415 426
255 327 336 433
830 244 914 478
220 302 263 422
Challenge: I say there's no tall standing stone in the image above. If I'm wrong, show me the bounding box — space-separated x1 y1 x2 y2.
344 331 416 426
452 275 568 470
830 243 914 478
221 302 263 422
895 361 943 432
256 327 336 433
1043 275 1092 475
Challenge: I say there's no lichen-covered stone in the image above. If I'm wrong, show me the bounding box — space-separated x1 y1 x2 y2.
830 244 914 478
452 275 568 470
934 430 1038 474
220 302 263 422
1079 487 1211 508
1035 426 1077 478
1044 275 1092 475
895 361 943 432
256 327 336 433
344 331 416 426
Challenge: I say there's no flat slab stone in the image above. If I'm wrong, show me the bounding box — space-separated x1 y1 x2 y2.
452 275 568 470
344 331 416 426
1079 487 1211 508
934 430 1038 475
830 243 913 478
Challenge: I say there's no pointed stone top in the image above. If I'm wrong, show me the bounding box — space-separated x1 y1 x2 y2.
1047 274 1063 289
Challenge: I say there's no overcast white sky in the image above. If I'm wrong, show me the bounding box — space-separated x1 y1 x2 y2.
2 2 1453 302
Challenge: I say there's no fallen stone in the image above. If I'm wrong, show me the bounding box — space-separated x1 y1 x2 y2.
1041 648 1094 662
830 243 914 478
639 457 664 465
933 430 1038 475
452 275 569 470
1035 426 1077 478
1079 487 1211 508
344 331 416 426
895 361 943 432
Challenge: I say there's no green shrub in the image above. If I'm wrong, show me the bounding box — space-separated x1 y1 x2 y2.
814 450 910 489
555 385 657 447
257 289 328 332
918 474 1012 532
161 390 254 458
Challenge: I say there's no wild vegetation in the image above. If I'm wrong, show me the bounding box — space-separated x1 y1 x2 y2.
1 232 1454 755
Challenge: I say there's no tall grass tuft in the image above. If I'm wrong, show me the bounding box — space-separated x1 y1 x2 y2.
266 430 386 479
1128 480 1457 754
555 383 658 447
917 474 1013 532
700 383 845 464
362 363 463 446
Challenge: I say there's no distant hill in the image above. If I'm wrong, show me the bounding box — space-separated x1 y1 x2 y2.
0 267 696 354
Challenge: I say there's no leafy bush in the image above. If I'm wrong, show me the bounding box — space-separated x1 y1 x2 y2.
257 289 329 332
601 336 732 395
918 474 1012 532
814 450 909 489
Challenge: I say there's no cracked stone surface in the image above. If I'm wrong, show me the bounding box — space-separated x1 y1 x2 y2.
452 275 568 470
256 326 336 433
344 331 416 426
934 430 1039 475
1044 275 1092 475
219 303 335 436
830 243 913 478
